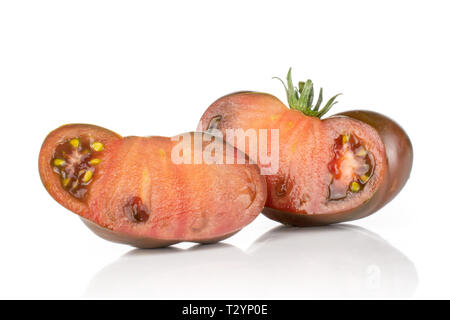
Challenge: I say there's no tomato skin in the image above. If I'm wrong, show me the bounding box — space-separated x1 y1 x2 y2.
39 125 267 248
198 93 413 226
81 217 238 248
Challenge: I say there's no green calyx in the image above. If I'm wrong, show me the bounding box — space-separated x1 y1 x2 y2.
273 68 342 118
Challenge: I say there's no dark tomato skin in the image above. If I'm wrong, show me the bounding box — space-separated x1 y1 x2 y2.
263 110 413 226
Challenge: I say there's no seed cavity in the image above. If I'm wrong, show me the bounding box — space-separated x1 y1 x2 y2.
328 133 374 200
123 196 150 223
51 136 105 200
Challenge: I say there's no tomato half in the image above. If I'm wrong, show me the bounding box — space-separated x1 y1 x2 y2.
198 69 412 226
39 125 267 247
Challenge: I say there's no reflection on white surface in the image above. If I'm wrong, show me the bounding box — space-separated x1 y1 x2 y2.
246 225 418 299
85 225 418 299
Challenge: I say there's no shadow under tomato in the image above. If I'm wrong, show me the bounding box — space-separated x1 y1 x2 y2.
85 225 418 299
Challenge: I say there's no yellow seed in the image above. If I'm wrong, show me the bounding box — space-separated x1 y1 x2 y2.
89 158 101 165
360 174 370 183
287 121 293 127
62 177 70 187
342 134 350 144
83 170 93 183
356 147 367 157
53 158 65 166
350 181 361 192
91 142 104 152
69 138 80 148
159 149 166 157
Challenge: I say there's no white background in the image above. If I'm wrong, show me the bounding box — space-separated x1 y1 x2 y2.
0 0 448 299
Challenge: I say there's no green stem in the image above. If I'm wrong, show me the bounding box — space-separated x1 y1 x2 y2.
273 68 342 118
